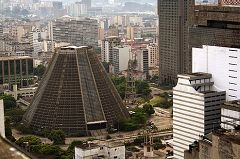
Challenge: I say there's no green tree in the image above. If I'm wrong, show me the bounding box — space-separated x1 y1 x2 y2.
34 64 46 79
132 111 147 125
48 130 65 145
5 118 16 142
135 80 151 97
143 103 155 116
111 76 126 99
15 124 33 134
16 136 42 147
5 108 25 123
66 140 83 157
31 144 64 156
0 94 16 110
133 136 144 146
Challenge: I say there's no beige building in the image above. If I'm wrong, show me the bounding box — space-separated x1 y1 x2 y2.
107 25 119 37
127 26 141 41
184 129 240 159
147 43 159 68
98 28 105 41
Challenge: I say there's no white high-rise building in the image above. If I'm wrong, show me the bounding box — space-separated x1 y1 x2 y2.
112 45 131 73
136 48 149 77
192 45 240 101
68 2 88 17
173 73 225 159
101 36 121 63
192 45 240 131
0 100 5 138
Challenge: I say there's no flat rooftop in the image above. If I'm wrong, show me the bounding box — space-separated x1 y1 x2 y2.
104 141 124 148
76 143 99 150
0 56 33 61
76 141 124 150
178 72 212 80
105 36 120 39
214 129 240 145
195 4 240 12
222 100 240 111
199 90 217 94
60 46 90 50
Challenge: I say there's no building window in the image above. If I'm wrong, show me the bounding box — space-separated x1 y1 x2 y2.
147 146 151 152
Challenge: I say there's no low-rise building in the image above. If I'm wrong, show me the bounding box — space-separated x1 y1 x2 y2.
221 100 240 130
0 56 34 89
4 84 37 100
75 142 125 159
184 129 240 159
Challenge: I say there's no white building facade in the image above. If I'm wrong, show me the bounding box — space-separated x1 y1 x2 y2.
0 100 5 138
75 142 125 159
192 45 240 101
136 49 149 76
112 46 131 73
101 36 121 63
173 73 226 159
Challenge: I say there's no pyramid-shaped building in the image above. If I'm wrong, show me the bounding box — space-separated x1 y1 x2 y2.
23 46 129 135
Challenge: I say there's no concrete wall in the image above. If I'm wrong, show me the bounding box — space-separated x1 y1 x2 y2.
192 45 240 101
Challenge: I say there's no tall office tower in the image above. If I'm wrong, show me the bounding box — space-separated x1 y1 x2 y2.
52 18 98 47
190 4 240 58
101 36 121 63
158 0 193 85
173 73 226 159
82 0 91 8
23 46 129 135
0 100 5 138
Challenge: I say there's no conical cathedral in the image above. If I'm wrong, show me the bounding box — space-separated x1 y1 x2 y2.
23 46 129 135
